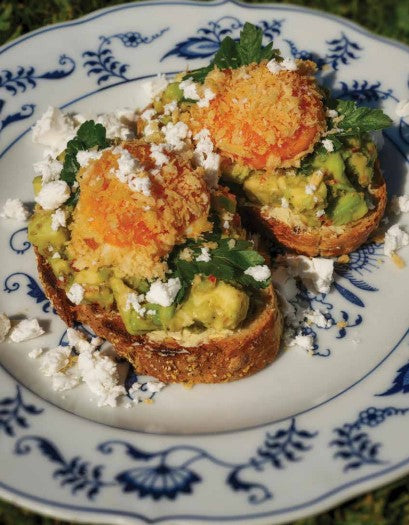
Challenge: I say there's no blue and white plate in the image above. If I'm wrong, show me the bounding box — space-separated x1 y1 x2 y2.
1 1 408 523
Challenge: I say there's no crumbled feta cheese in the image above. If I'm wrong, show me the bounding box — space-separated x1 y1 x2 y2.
128 382 142 398
28 347 43 359
316 209 325 218
96 112 134 140
76 149 103 167
281 57 298 71
35 180 70 210
146 380 166 393
322 139 334 152
384 224 409 257
128 175 151 196
112 146 142 183
281 197 289 208
163 100 177 115
33 155 63 183
197 88 216 108
396 99 409 119
244 265 271 282
66 283 84 305
32 106 77 157
143 74 168 100
67 328 93 353
0 313 11 343
179 78 200 101
228 239 236 249
391 194 409 214
196 247 211 262
289 334 315 354
286 256 334 294
141 108 156 121
304 309 332 328
144 119 158 136
51 369 81 392
40 346 71 376
125 293 146 317
326 109 338 118
0 198 29 221
150 143 168 167
267 57 297 74
193 129 220 188
162 121 190 151
9 319 44 343
77 348 125 407
51 208 67 231
305 183 316 195
146 278 181 307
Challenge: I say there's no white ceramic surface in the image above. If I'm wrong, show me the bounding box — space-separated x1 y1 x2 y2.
0 1 408 523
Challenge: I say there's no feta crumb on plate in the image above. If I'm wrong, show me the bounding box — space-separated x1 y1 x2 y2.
384 224 409 257
289 334 315 354
391 194 409 214
32 106 77 157
9 319 44 343
146 380 166 393
179 78 200 101
95 111 135 141
286 256 334 294
0 198 29 221
0 313 11 343
40 346 71 376
146 278 181 307
244 265 271 282
28 348 43 359
35 180 71 210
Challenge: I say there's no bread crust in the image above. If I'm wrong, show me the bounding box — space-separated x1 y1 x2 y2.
36 250 283 383
244 162 386 257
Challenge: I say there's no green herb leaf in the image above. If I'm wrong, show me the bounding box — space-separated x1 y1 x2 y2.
184 22 281 84
169 233 270 303
335 99 393 135
60 120 109 204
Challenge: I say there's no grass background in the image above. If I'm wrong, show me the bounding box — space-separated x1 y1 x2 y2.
0 0 408 523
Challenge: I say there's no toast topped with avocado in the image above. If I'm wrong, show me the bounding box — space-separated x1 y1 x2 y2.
138 23 391 257
28 120 282 383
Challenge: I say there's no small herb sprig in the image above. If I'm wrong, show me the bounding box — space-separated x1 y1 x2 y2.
185 22 282 83
169 233 270 304
60 120 109 205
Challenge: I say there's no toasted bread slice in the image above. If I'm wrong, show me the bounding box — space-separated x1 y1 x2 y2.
36 250 282 383
244 162 386 257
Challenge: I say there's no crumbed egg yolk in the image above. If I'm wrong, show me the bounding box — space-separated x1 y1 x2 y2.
188 61 326 170
68 141 211 279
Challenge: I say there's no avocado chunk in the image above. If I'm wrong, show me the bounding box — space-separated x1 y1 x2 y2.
162 82 183 104
312 152 355 192
223 163 252 184
169 277 249 332
329 192 368 226
83 286 114 309
28 211 69 256
74 267 112 286
49 257 72 278
32 176 42 196
110 277 174 334
243 171 280 205
346 152 374 187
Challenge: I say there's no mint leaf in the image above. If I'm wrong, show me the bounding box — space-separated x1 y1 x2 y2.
184 22 281 84
60 120 110 205
335 99 393 135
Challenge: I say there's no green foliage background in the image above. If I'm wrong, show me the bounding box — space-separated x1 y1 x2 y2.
0 0 408 523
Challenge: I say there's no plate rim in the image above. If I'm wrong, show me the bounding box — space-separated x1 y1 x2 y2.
1 1 409 524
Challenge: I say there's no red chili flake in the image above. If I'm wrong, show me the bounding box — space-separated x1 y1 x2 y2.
84 238 99 249
208 275 217 283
